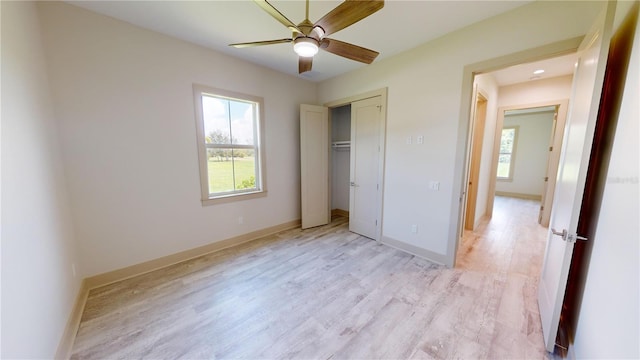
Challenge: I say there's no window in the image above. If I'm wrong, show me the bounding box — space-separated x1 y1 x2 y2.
497 126 518 181
193 85 266 204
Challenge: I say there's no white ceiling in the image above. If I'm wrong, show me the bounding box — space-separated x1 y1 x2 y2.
67 0 534 82
489 52 578 86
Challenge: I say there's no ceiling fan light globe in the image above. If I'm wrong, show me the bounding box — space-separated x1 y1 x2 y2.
294 38 319 57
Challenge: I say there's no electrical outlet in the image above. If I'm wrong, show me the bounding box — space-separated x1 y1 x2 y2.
417 136 424 144
238 216 244 224
411 224 418 233
429 181 440 191
406 136 412 145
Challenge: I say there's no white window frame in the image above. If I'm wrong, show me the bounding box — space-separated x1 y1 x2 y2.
497 125 518 181
193 84 267 205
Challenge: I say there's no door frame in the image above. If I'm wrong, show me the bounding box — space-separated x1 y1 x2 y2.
324 88 388 241
486 99 569 223
449 36 583 267
464 90 488 231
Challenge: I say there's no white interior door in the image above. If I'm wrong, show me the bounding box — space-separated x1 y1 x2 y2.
539 101 569 227
539 111 558 225
300 104 329 229
349 96 381 239
537 2 614 352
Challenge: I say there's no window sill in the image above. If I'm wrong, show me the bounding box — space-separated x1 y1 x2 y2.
202 190 267 206
496 177 513 182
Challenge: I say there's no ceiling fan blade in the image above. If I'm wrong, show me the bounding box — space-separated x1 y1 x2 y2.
254 0 301 33
229 38 293 48
314 0 384 37
320 38 379 64
299 56 313 74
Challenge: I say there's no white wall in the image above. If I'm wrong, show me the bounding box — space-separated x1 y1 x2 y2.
497 75 574 108
1 2 81 358
37 2 317 277
317 1 603 264
496 110 554 197
471 74 499 226
331 105 351 212
573 3 639 357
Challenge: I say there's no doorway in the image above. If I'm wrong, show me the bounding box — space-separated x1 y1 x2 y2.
300 88 387 241
456 50 578 268
327 94 385 240
487 100 569 227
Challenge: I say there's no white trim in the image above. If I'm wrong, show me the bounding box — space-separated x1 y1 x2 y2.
192 84 267 205
381 236 448 266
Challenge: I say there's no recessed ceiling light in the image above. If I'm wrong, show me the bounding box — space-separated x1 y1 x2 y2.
533 69 545 75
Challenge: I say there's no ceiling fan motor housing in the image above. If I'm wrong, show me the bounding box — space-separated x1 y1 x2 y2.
230 0 384 73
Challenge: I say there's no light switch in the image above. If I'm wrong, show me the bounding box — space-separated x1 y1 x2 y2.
429 181 440 191
417 136 424 144
406 136 412 145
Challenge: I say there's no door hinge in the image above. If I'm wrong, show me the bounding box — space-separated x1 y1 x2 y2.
375 219 378 226
544 176 549 182
549 146 553 151
540 205 544 211
376 105 382 112
377 184 379 190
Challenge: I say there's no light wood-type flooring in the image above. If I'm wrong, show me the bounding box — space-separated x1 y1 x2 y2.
72 196 550 359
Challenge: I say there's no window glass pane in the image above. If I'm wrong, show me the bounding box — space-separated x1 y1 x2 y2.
202 96 231 144
206 148 258 194
207 148 234 194
195 85 264 203
229 101 255 145
497 154 511 178
500 128 515 153
234 149 257 190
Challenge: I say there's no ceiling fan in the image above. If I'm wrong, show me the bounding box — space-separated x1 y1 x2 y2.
230 0 384 74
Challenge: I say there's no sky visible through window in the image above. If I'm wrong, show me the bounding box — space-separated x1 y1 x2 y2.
202 96 254 145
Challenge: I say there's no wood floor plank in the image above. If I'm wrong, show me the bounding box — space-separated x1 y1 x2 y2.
72 197 551 359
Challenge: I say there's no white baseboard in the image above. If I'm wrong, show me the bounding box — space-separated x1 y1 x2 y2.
381 235 448 266
55 280 89 360
331 209 349 217
495 191 542 201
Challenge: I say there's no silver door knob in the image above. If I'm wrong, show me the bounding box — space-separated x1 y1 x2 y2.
551 228 567 239
551 228 588 242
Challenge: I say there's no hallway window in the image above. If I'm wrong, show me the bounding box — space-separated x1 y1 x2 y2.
497 126 518 180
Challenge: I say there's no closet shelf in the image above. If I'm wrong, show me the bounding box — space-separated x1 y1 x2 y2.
332 141 351 150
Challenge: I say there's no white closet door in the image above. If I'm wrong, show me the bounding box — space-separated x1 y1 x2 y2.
300 104 329 229
349 96 381 239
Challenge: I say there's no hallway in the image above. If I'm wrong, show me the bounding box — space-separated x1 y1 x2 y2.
457 195 550 357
